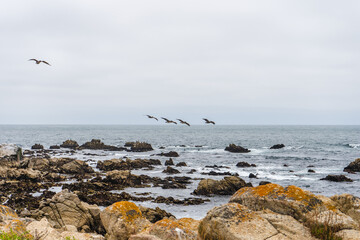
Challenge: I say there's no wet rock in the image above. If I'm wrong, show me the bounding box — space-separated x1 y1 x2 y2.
59 159 94 174
205 165 230 169
307 165 315 168
320 174 353 182
157 151 179 157
34 189 102 233
193 176 249 196
164 158 174 166
270 144 285 149
259 181 272 186
100 201 151 240
176 162 187 167
126 141 154 152
201 171 238 176
139 206 175 223
236 161 256 167
153 196 209 205
224 144 250 153
60 139 79 149
344 158 360 173
31 143 44 150
308 169 315 173
249 173 257 178
49 145 60 149
97 158 161 171
76 191 154 206
162 166 180 174
79 139 126 151
103 170 146 188
187 169 196 174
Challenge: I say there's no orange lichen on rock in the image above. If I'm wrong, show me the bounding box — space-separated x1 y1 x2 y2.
106 201 142 222
0 205 18 219
152 218 199 234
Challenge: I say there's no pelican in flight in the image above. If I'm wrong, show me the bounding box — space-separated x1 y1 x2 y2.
203 118 215 125
29 59 51 66
146 115 158 121
177 119 190 126
161 117 177 124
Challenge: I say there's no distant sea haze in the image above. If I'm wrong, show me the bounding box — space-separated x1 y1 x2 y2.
1 124 359 219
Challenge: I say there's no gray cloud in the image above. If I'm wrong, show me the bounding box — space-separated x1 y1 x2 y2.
1 0 359 124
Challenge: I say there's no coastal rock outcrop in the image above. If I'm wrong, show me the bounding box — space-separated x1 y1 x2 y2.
224 144 250 153
139 206 175 223
100 201 151 240
31 144 44 150
79 139 126 151
60 140 79 149
320 174 353 182
270 144 285 149
344 158 360 173
193 176 248 196
34 190 102 233
0 143 22 163
236 161 256 167
97 158 161 171
162 166 180 174
156 151 179 157
126 141 153 152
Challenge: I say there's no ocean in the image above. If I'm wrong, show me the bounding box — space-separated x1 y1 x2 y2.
0 125 359 219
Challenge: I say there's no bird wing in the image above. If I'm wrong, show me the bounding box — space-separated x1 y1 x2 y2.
154 117 158 121
210 121 215 125
29 59 37 61
161 117 169 121
41 61 51 66
203 118 209 122
185 122 190 126
146 115 151 118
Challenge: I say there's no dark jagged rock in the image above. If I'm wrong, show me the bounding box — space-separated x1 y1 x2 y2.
31 144 44 150
224 144 250 153
205 165 230 169
139 206 175 223
60 139 79 149
283 164 289 167
162 166 180 174
97 158 161 171
76 191 154 206
307 165 315 168
201 171 238 176
308 169 315 173
344 158 360 173
193 176 250 196
49 145 60 149
79 139 125 151
165 158 174 166
126 141 153 152
320 175 353 182
270 144 285 149
157 151 179 157
259 181 272 186
176 162 187 167
236 162 256 168
153 196 209 205
249 173 257 178
187 169 197 174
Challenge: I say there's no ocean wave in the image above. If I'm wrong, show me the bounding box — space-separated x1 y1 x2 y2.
347 143 360 149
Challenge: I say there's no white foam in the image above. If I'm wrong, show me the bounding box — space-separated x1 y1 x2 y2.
349 144 360 149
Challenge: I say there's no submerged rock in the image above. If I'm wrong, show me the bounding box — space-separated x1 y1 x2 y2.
126 141 154 152
49 145 60 149
224 144 250 153
156 151 179 157
193 176 249 196
270 144 285 149
320 175 353 182
80 139 125 151
31 144 44 150
236 161 256 167
164 158 174 166
97 158 161 171
162 166 180 174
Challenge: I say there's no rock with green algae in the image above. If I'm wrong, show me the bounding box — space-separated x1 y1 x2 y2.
100 201 151 240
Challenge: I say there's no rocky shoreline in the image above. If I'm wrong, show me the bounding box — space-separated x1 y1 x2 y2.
0 141 359 239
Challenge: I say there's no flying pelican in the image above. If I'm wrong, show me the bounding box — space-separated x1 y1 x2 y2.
29 59 51 66
203 118 215 125
146 115 158 121
177 119 190 126
161 117 177 124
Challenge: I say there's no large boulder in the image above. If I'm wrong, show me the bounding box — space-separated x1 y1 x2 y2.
229 183 359 230
136 218 199 240
0 205 30 236
60 140 79 149
31 144 44 150
59 159 95 174
100 201 151 240
35 190 102 233
126 142 153 152
344 158 360 173
79 139 125 151
139 206 175 223
224 144 250 153
0 166 42 181
156 151 179 157
97 158 161 171
193 176 248 196
198 203 279 240
330 194 360 226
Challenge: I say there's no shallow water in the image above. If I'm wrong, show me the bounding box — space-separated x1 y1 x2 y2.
1 125 359 219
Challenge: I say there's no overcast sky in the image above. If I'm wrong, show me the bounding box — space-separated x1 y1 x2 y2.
1 0 359 124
